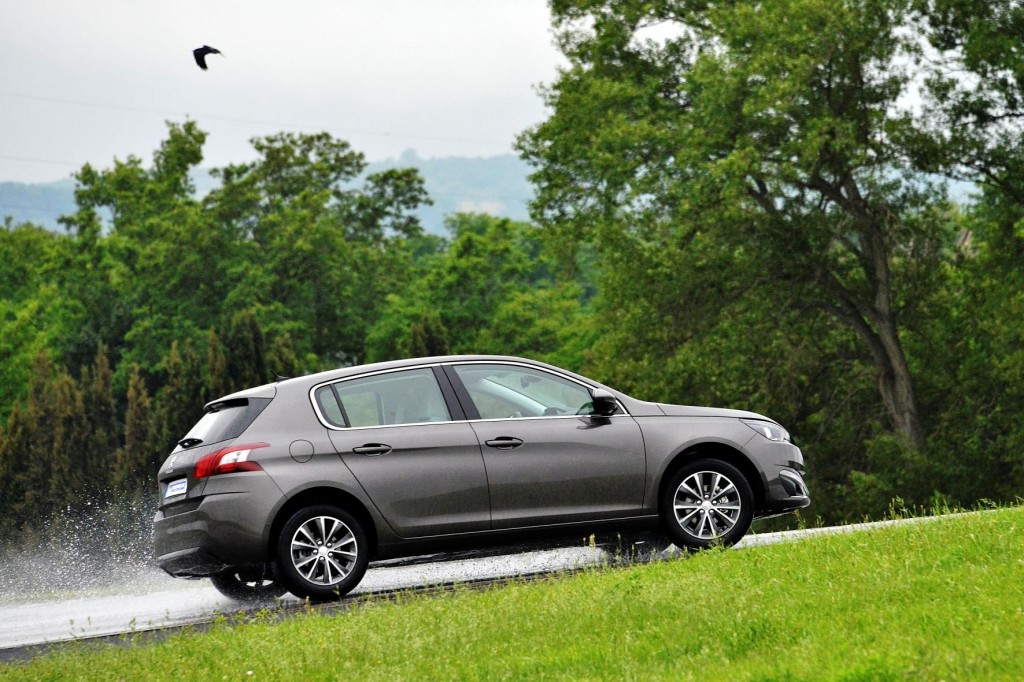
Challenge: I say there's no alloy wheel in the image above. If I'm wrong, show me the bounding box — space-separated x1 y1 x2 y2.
288 515 359 586
672 470 743 540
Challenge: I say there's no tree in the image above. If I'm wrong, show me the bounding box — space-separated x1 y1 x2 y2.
205 131 431 364
205 328 231 401
406 312 451 358
59 121 207 374
0 399 38 541
113 364 156 498
0 224 85 419
46 368 89 521
266 332 301 380
910 1 1024 201
518 0 967 450
153 340 205 455
0 352 88 538
363 214 585 364
223 309 268 390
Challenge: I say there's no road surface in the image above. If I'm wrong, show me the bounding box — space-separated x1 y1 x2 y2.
0 517 933 657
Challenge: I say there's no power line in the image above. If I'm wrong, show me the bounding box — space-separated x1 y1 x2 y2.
0 153 81 170
0 90 507 147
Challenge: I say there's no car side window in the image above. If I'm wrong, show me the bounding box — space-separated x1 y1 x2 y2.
452 364 595 420
315 368 451 428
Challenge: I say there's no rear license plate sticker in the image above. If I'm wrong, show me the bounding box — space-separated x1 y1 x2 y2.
165 478 187 498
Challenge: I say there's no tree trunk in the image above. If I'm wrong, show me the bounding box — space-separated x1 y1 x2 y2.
875 317 927 451
819 214 928 451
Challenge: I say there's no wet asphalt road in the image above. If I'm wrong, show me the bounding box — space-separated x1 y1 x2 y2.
0 544 608 652
0 519 923 658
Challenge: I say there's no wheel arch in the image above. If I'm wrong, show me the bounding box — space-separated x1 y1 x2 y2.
657 442 765 515
267 487 379 562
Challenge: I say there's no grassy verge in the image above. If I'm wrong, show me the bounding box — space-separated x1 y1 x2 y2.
3 508 1022 680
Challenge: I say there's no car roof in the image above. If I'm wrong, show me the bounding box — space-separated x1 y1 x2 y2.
206 355 603 410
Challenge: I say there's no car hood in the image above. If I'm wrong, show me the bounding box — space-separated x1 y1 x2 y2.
655 403 773 422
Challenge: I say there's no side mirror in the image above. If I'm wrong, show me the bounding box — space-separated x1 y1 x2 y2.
590 388 619 417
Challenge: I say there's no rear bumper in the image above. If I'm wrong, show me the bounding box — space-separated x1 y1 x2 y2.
153 474 282 577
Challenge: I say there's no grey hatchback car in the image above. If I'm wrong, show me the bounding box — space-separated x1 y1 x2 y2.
154 355 809 600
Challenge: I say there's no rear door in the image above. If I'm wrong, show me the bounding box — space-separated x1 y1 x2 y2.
317 366 491 538
446 362 647 529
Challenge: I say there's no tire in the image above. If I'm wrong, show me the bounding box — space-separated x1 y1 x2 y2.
275 504 369 601
660 458 754 550
210 570 288 602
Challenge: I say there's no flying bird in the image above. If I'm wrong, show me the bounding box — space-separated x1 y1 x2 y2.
193 45 223 70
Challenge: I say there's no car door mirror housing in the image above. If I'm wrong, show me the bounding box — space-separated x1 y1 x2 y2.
590 388 619 417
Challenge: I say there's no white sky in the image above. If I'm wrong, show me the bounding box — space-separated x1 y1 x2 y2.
0 0 564 183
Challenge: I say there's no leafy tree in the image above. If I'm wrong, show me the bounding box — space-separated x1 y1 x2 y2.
0 290 60 423
206 132 430 364
0 221 66 305
205 328 231 401
0 353 89 537
222 309 267 390
113 364 157 498
46 368 89 522
266 332 301 380
406 312 451 358
897 1 1024 501
0 399 37 540
910 1 1024 200
59 121 207 373
0 224 80 419
912 202 1024 505
80 345 119 495
68 120 205 238
152 340 205 455
364 213 586 363
518 0 971 450
474 285 595 368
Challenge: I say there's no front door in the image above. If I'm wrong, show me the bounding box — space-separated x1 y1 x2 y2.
447 363 646 530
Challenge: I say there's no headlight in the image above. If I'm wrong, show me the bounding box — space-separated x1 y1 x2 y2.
741 419 791 443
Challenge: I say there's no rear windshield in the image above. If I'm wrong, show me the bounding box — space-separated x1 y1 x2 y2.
179 398 272 449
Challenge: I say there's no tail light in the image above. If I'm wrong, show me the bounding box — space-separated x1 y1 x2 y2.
194 443 270 479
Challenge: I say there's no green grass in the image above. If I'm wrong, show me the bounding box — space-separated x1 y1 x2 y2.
3 508 1022 681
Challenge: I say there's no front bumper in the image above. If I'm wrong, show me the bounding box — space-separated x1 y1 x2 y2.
762 467 811 515
748 440 811 516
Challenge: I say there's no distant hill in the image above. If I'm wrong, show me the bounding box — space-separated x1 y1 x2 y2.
0 152 535 236
370 151 534 234
0 179 78 230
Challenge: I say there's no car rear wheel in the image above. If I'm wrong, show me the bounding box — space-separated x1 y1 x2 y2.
275 505 369 601
210 570 287 602
661 458 754 550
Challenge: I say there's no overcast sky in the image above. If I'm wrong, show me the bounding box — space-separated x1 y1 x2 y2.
0 0 564 184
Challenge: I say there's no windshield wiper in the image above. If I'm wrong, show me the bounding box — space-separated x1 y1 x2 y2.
177 437 204 449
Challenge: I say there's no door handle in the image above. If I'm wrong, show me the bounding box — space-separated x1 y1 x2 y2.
485 437 524 450
352 443 392 456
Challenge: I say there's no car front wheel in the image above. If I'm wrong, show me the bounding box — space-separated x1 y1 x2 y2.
275 505 369 601
661 458 754 550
